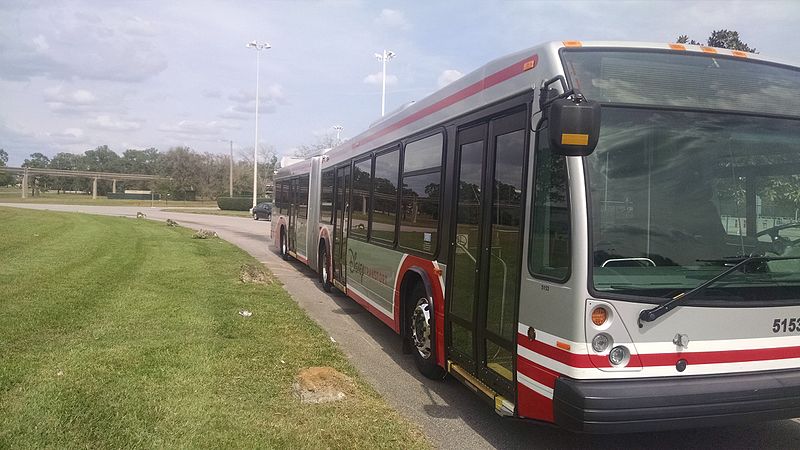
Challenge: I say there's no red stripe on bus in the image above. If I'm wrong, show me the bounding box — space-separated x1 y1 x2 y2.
346 287 398 332
517 355 560 389
355 54 538 149
519 332 800 369
517 333 594 368
636 345 800 367
516 381 554 423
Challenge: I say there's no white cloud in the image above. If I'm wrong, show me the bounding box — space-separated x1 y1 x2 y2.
375 9 410 30
228 85 285 104
363 72 398 86
43 86 98 113
437 69 464 88
123 16 158 36
87 115 142 131
158 120 240 136
44 86 97 104
49 128 87 144
32 35 49 52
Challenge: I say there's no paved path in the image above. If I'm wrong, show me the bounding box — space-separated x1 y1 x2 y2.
4 202 800 449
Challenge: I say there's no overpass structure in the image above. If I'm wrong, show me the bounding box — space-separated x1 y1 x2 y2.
0 166 168 199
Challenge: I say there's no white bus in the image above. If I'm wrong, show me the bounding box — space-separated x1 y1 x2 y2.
271 40 800 432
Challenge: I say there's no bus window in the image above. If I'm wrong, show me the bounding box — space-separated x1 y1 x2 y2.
351 157 373 240
371 149 400 246
400 133 443 254
530 129 571 281
321 169 334 224
298 174 309 220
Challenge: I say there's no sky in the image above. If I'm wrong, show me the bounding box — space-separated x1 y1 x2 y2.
2 0 800 166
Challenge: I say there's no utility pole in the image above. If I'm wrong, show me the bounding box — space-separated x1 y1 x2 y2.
374 49 396 117
246 40 271 209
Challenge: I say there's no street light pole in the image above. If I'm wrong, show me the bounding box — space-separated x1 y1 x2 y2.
374 49 396 117
247 40 271 209
333 125 343 145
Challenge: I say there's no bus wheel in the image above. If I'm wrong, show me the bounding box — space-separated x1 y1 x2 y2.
318 245 332 292
409 283 446 380
280 228 289 261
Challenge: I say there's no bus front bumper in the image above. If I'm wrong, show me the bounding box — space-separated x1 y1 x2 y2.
552 369 800 433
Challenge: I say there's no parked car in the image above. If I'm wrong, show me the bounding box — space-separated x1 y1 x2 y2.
251 202 272 221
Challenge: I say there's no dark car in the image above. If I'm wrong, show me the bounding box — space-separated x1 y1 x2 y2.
251 202 272 221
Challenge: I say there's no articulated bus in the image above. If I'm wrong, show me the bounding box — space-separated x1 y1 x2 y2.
271 41 800 432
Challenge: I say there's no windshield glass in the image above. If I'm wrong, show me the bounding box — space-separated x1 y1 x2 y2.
587 108 800 302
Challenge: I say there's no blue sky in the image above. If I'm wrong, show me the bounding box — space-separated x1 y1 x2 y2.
2 0 799 166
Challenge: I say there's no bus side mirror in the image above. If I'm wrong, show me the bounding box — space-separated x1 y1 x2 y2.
548 95 601 156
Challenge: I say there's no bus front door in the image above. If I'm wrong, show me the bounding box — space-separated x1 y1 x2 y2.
288 177 298 252
333 165 351 289
447 108 528 401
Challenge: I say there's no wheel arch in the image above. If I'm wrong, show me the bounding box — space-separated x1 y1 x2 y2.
398 268 436 343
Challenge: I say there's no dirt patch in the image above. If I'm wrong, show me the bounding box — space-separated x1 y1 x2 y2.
293 366 354 404
191 229 217 239
239 264 272 284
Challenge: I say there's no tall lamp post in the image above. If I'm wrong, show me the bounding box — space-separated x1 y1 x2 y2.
246 40 271 209
374 49 396 117
333 125 343 145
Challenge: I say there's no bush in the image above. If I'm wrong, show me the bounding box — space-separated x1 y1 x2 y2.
217 197 269 211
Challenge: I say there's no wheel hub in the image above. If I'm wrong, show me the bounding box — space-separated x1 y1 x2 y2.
412 297 432 359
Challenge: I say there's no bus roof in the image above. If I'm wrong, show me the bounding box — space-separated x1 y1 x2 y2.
276 40 798 178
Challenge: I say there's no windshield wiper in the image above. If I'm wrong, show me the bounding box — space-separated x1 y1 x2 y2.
638 255 800 327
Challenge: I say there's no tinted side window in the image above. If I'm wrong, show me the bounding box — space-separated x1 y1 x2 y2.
529 129 571 281
320 169 334 224
372 149 400 245
298 174 309 220
399 133 443 254
351 158 373 240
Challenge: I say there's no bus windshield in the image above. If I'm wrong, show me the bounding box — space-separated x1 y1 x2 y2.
586 107 800 302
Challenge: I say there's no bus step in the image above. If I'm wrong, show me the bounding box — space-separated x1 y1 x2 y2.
447 360 514 417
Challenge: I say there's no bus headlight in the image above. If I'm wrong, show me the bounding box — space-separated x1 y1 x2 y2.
608 345 630 367
591 333 612 353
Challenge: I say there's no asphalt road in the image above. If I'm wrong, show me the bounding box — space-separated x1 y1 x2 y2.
4 202 800 449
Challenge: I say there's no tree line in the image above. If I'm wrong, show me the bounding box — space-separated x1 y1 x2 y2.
1 145 278 199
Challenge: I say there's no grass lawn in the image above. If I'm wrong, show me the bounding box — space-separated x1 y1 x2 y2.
0 207 428 449
161 208 252 218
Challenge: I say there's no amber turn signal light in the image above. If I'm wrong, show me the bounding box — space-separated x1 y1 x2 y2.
591 307 608 326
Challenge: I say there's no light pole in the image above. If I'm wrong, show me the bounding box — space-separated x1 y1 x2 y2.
374 49 396 117
246 40 271 209
333 125 343 145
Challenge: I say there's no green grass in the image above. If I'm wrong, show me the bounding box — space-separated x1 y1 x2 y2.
161 208 252 218
0 207 429 449
0 190 217 207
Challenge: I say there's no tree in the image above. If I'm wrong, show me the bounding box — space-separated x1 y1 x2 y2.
295 133 341 158
82 145 121 195
50 152 84 193
677 29 757 53
707 30 757 53
0 148 13 186
22 152 51 195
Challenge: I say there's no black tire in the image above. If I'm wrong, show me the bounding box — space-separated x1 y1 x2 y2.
318 245 332 292
408 282 446 380
280 228 289 261
253 213 259 221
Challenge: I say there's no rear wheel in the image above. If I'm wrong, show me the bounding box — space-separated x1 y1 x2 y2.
253 213 259 221
280 228 289 260
409 282 446 380
318 244 332 292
